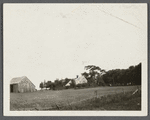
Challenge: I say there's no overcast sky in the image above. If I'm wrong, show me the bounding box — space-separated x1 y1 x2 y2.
4 4 147 89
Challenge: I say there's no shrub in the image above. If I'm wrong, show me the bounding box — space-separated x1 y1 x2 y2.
81 83 88 87
76 84 82 88
65 86 70 89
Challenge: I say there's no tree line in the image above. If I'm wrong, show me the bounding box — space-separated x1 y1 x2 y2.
39 78 75 90
103 63 141 86
39 63 141 90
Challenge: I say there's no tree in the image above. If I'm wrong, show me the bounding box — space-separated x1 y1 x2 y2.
46 81 52 90
134 63 141 85
54 79 64 89
96 74 105 86
102 63 141 86
54 79 59 84
82 65 106 86
64 78 70 85
70 79 76 88
82 72 92 86
39 82 44 90
43 80 47 89
52 83 56 90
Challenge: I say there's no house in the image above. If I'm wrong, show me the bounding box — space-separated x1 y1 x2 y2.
10 76 36 93
74 75 87 85
65 80 72 86
65 75 88 86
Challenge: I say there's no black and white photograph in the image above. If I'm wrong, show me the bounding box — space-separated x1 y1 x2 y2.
3 3 147 116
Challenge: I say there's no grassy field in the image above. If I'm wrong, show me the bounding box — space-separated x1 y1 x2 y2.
10 86 141 111
58 90 141 110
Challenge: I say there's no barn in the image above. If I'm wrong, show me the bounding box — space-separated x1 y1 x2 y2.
10 76 36 93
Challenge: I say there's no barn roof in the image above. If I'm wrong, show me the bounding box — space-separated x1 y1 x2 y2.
10 76 35 87
10 76 24 84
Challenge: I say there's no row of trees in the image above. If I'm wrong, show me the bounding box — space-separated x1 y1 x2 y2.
103 63 141 86
39 63 141 90
39 78 75 90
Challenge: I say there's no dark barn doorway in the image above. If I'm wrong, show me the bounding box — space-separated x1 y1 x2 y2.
10 84 18 93
10 85 13 92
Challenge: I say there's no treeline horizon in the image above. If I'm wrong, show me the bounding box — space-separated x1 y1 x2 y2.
39 63 141 90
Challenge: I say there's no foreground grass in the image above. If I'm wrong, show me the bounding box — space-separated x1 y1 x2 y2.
10 86 141 111
47 89 141 110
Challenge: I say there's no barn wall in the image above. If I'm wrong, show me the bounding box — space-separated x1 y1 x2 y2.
18 79 35 93
13 84 18 93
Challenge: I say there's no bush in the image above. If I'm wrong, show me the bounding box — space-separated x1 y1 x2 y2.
55 86 64 90
65 86 70 89
81 83 88 87
70 80 76 88
76 84 82 88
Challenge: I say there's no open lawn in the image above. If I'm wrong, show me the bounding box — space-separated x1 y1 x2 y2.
10 86 140 111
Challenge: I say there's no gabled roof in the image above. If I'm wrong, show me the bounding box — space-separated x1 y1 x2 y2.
65 80 72 86
10 76 35 87
75 76 86 81
74 76 87 85
65 76 88 86
10 76 25 84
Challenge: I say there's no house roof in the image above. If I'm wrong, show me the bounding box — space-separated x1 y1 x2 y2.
65 76 88 86
65 80 71 86
74 76 87 84
75 76 87 81
10 76 35 87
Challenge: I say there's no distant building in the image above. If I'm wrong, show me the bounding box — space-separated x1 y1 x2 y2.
65 75 87 86
65 80 72 86
10 76 36 93
74 75 87 85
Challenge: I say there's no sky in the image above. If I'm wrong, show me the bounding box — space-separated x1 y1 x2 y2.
4 4 147 89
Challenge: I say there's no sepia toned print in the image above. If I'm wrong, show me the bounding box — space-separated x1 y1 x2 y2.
4 4 147 116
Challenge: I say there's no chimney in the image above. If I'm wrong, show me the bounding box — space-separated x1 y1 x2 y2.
76 75 78 78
